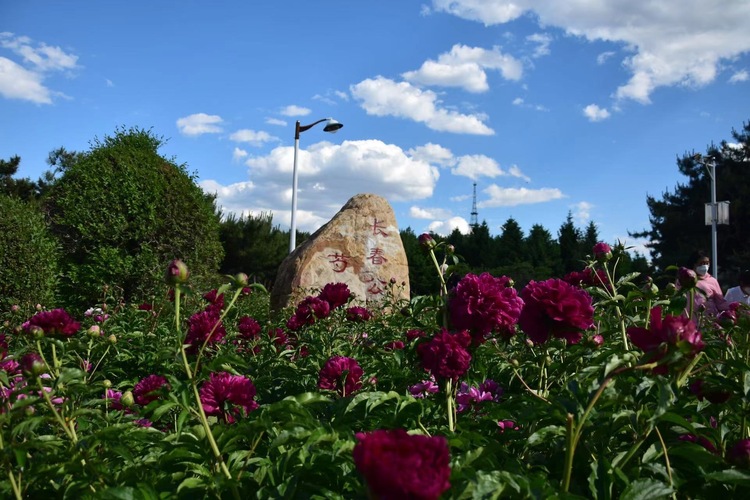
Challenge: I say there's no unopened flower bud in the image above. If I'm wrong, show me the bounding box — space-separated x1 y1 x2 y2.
593 242 612 262
164 259 190 286
233 272 250 288
36 304 42 311
103 379 112 389
28 325 44 339
677 267 697 289
107 334 117 344
88 325 101 338
446 244 455 255
418 233 436 252
21 352 47 377
121 390 135 408
11 304 19 313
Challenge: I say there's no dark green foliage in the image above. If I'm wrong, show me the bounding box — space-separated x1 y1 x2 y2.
0 194 59 309
400 227 439 296
558 212 584 274
219 212 289 288
46 127 223 310
632 119 750 282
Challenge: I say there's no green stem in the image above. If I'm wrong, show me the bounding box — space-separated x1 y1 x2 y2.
446 379 455 433
195 288 243 374
38 378 77 444
654 426 676 499
427 248 449 328
562 413 576 492
0 432 23 500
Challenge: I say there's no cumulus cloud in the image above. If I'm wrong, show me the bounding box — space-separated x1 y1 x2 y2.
176 113 224 136
597 51 616 65
452 155 504 179
508 165 531 182
527 33 552 58
430 0 750 104
407 143 456 167
232 147 248 162
280 105 311 117
402 44 523 92
201 139 440 233
571 201 593 224
729 70 748 83
350 76 495 135
0 33 77 104
583 104 610 122
479 184 564 207
428 216 472 236
265 117 287 126
229 129 278 146
410 206 453 219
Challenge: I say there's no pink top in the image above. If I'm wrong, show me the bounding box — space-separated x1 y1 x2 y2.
694 274 729 316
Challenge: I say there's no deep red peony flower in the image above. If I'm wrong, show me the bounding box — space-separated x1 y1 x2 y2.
23 309 80 337
199 371 259 424
202 289 225 313
345 306 372 322
238 316 261 340
627 306 704 373
689 378 731 404
562 267 610 289
184 309 226 354
727 439 750 468
449 272 523 342
318 282 351 310
417 329 472 381
353 429 451 500
318 356 363 397
287 296 331 331
518 279 594 345
405 329 426 341
133 374 169 406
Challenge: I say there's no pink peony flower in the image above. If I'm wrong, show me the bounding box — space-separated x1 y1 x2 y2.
498 420 520 432
345 306 372 322
133 375 169 406
353 429 451 500
456 379 503 413
417 329 472 381
184 309 226 354
409 378 439 398
318 282 351 310
449 273 523 342
627 306 704 373
317 356 363 397
23 309 80 337
519 279 594 345
199 371 259 424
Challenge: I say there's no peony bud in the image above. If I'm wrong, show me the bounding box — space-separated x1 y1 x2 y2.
121 390 135 408
21 352 47 377
677 267 698 289
107 334 117 344
232 272 250 288
418 233 436 252
593 242 612 262
164 259 190 286
88 325 101 338
103 379 112 389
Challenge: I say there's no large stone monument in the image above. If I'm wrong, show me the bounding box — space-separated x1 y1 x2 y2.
271 193 410 311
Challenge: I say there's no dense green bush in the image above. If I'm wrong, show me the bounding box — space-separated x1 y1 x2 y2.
46 127 223 310
0 195 59 309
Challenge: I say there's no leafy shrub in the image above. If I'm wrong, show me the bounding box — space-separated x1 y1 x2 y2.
46 127 223 310
0 194 59 309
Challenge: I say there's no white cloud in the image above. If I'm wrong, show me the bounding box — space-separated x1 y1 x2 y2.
265 117 287 126
232 147 248 162
334 90 349 101
0 33 78 72
201 139 440 233
431 1 750 104
280 105 311 117
512 96 548 111
479 184 564 207
583 104 610 122
527 33 552 58
597 51 616 65
229 129 278 146
452 154 503 179
428 216 472 236
407 143 456 167
508 165 531 182
450 194 472 202
176 113 223 136
351 76 494 135
571 201 593 224
410 206 453 219
729 70 748 83
0 57 52 103
512 97 524 106
402 44 523 92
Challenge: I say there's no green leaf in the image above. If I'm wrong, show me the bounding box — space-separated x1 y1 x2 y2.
706 469 750 486
619 478 673 500
527 425 565 446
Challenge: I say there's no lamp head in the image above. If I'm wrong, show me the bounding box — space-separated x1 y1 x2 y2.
323 118 344 133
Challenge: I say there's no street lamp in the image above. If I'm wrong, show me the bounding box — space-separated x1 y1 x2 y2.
694 153 718 277
289 117 343 253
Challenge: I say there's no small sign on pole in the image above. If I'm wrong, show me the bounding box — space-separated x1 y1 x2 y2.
705 201 730 225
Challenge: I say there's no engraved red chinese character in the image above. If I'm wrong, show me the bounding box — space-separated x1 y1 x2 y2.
327 252 350 273
367 248 388 265
372 218 389 237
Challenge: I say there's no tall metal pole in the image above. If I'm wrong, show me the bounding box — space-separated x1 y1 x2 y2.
709 158 718 278
289 121 301 253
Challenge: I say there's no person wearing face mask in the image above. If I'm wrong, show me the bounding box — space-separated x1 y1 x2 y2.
725 269 750 306
686 250 729 317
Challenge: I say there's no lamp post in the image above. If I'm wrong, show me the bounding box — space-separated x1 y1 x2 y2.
694 154 718 277
289 117 343 253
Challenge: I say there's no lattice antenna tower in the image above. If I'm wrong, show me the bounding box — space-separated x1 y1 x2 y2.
470 182 479 229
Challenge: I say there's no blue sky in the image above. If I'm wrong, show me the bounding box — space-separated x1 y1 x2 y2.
2 1 750 258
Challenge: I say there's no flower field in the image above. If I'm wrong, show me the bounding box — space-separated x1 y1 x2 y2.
2 241 750 499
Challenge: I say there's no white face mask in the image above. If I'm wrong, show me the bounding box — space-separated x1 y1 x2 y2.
695 265 709 276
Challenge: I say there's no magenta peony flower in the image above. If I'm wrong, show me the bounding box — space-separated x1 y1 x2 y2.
345 306 372 322
409 378 439 398
678 434 717 453
23 309 80 337
417 329 472 381
184 309 226 354
727 439 750 467
405 329 426 341
353 429 451 500
203 289 225 312
593 242 612 261
287 296 331 331
627 306 704 373
456 379 503 413
318 356 363 397
133 375 169 406
562 267 610 290
384 340 405 351
238 316 261 340
497 420 520 432
518 279 594 345
449 273 523 342
318 282 351 310
199 371 259 424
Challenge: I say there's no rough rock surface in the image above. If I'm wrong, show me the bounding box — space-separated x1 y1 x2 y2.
271 193 410 311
